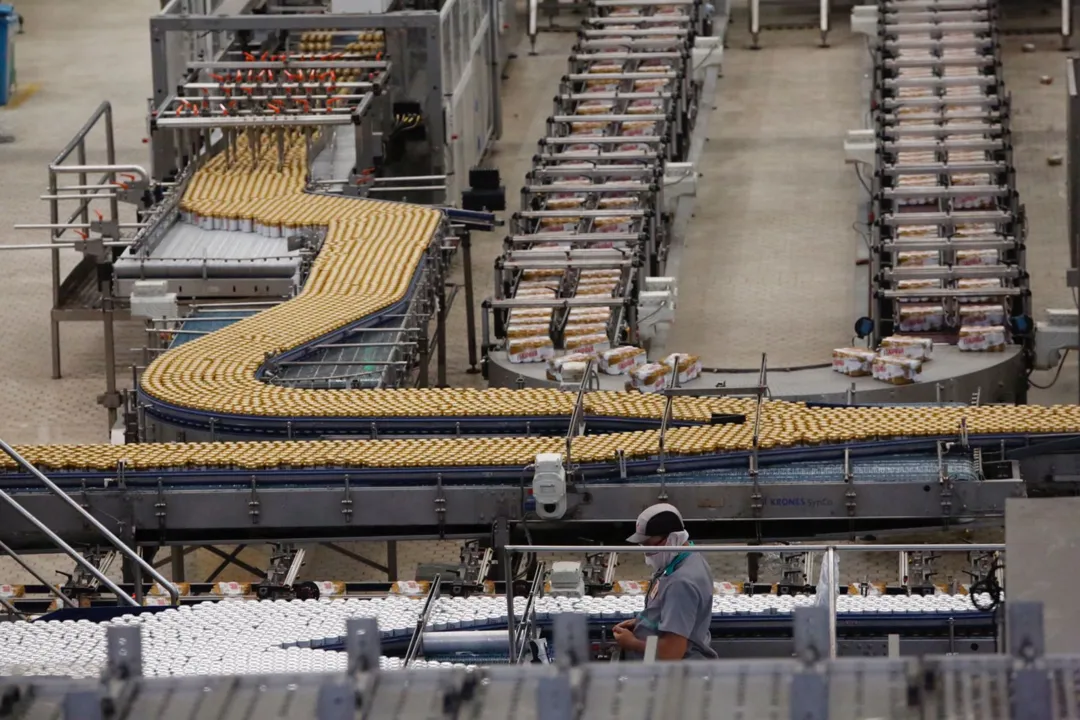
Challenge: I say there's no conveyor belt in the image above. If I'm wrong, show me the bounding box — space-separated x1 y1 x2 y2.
870 0 1031 354
6 0 1076 480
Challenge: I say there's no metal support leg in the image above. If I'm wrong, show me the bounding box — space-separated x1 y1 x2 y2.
1064 0 1074 52
462 232 480 373
171 546 186 582
49 167 61 380
825 547 837 658
437 260 448 388
749 0 761 49
528 0 539 56
418 324 430 388
102 295 119 428
387 541 399 581
819 0 830 48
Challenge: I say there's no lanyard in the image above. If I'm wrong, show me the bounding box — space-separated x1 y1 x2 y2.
639 546 691 630
660 549 691 577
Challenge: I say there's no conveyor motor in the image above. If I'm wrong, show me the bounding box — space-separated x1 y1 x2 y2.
532 452 567 520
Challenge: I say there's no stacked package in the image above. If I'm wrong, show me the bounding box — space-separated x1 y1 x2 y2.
874 2 1026 352
499 0 702 365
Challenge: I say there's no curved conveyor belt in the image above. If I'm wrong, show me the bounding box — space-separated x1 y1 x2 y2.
5 9 1080 478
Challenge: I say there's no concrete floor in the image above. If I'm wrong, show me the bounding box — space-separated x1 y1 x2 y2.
0 3 1072 590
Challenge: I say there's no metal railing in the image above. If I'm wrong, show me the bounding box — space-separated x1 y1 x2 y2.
0 438 181 605
9 101 151 429
505 542 1007 660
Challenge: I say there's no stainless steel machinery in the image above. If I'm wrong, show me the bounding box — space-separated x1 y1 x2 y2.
486 0 707 377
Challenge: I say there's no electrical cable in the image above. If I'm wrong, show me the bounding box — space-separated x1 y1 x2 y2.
852 220 872 254
1028 349 1069 390
854 163 874 199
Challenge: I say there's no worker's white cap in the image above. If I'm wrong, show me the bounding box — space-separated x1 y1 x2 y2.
627 503 685 544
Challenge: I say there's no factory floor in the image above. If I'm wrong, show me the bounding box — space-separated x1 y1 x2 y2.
0 1 1071 591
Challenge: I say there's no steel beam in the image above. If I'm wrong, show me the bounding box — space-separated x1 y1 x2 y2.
0 477 1021 550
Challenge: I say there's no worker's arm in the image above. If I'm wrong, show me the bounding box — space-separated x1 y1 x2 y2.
655 633 689 660
657 579 705 660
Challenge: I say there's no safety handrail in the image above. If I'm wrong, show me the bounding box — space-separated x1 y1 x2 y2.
504 543 1007 661
0 438 182 605
514 563 546 663
0 538 77 608
404 574 442 667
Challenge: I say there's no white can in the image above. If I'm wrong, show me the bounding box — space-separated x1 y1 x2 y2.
241 217 253 233
201 214 214 231
269 223 282 238
227 217 239 232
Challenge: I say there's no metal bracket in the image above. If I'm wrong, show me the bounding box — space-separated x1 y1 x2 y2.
537 675 574 720
794 605 830 665
346 617 381 675
553 612 590 669
96 389 123 413
789 673 829 720
248 475 260 525
341 474 353 524
843 447 856 517
154 478 167 533
106 625 143 680
750 456 763 520
316 681 355 720
73 236 107 259
940 477 953 526
89 218 120 239
434 473 447 538
1008 601 1045 662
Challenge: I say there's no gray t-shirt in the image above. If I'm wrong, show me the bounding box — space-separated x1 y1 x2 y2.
629 552 718 660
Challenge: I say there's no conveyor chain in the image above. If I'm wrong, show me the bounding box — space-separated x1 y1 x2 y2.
869 0 1031 356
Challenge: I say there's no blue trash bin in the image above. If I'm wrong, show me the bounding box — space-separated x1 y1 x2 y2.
0 4 16 107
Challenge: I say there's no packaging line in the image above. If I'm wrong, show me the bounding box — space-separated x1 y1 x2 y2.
869 0 1031 366
491 0 704 369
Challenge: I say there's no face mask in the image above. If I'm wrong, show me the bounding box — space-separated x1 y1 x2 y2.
644 530 690 573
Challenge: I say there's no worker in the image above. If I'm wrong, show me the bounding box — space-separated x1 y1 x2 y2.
612 503 719 660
